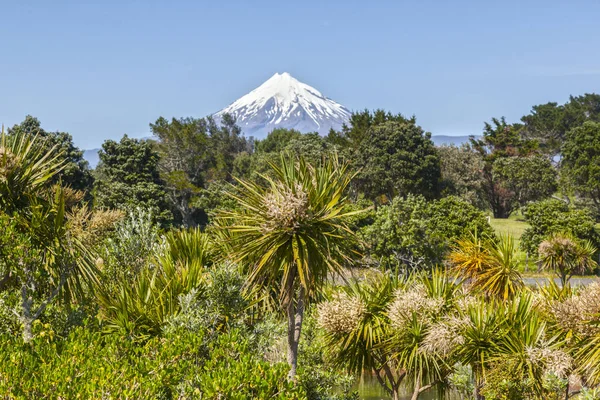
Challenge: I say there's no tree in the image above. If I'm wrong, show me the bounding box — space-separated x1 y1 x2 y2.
319 270 458 400
561 121 600 215
255 128 302 153
94 135 172 225
8 115 92 192
206 114 248 181
220 154 362 380
449 234 524 301
352 120 441 202
327 109 413 151
538 234 598 286
150 117 211 227
438 144 486 208
0 129 97 342
520 93 600 157
361 195 493 270
471 117 538 218
492 155 557 211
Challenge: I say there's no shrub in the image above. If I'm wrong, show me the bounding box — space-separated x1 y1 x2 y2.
0 327 304 399
521 199 599 256
361 195 493 269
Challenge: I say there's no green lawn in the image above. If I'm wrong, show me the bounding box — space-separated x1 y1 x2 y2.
488 215 530 242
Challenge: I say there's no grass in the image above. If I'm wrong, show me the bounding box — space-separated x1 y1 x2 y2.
488 214 539 273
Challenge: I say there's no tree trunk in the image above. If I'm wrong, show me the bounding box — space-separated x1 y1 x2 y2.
286 287 305 381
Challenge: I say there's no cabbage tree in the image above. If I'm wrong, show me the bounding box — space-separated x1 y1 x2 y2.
220 153 362 379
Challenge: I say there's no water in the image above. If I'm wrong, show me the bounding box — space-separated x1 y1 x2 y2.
356 375 459 400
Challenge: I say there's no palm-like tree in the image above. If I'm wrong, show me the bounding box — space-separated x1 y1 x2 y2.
538 233 598 287
449 233 523 300
220 153 363 379
0 128 98 342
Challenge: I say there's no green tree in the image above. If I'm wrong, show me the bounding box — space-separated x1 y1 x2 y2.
206 114 248 181
438 144 486 208
538 234 598 286
327 109 413 151
220 154 362 380
94 135 172 225
150 117 211 227
255 128 302 153
520 93 600 157
319 271 458 400
561 121 600 215
471 117 538 218
8 115 92 192
492 155 557 211
353 120 441 202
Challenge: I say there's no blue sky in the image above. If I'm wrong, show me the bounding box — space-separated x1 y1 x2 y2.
1 0 599 149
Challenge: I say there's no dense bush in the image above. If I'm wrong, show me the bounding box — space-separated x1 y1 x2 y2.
361 195 493 269
520 199 600 256
0 326 304 399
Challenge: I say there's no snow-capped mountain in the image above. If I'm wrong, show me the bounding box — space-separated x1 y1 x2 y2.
214 72 351 138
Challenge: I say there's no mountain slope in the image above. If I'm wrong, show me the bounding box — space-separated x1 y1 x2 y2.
214 72 351 138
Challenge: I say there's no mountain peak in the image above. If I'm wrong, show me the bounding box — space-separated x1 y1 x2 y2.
214 73 350 138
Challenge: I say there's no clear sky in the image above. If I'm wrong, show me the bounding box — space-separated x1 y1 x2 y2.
1 0 600 149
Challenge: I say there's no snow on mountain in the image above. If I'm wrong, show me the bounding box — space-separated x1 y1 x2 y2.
214 72 351 138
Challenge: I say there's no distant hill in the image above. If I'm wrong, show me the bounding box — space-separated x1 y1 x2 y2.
82 134 477 169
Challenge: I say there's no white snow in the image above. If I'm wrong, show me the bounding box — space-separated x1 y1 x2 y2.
214 72 351 137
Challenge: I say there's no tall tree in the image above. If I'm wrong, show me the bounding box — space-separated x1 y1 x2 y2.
150 117 211 227
438 144 486 208
94 135 171 225
207 114 248 181
327 109 414 151
220 154 362 380
471 117 537 218
520 93 600 157
561 121 600 215
492 155 557 212
8 115 93 192
352 120 441 203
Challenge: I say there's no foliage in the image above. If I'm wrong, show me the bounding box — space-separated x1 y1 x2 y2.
0 326 304 399
351 120 441 202
94 135 172 225
220 153 363 379
561 121 600 216
449 233 523 300
520 199 599 256
100 207 162 286
492 155 557 211
150 115 248 226
438 144 486 208
362 195 493 270
8 115 93 192
319 270 458 400
538 233 598 286
521 93 600 157
0 128 98 342
470 117 539 218
97 228 212 339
